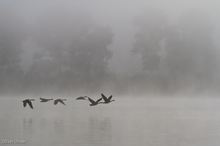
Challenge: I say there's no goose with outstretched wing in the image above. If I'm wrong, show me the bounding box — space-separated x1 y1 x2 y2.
101 93 115 104
23 99 35 109
54 99 67 105
40 98 53 102
76 96 89 100
88 97 102 106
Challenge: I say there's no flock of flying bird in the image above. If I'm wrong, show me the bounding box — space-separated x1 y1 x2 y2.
22 93 115 109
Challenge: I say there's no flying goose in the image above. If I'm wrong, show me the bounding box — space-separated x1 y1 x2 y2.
76 96 89 100
101 93 115 104
22 99 35 109
88 97 102 106
40 98 53 102
54 98 67 105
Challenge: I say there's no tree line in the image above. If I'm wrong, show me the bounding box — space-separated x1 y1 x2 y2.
0 7 219 95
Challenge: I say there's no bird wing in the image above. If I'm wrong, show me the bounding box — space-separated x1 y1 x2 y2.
40 98 45 102
76 97 81 100
59 100 66 105
96 98 103 103
88 97 95 104
23 101 27 107
108 95 113 100
76 97 85 100
101 93 108 102
28 101 33 109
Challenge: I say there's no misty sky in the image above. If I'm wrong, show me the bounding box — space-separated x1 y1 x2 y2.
1 0 220 95
16 0 220 73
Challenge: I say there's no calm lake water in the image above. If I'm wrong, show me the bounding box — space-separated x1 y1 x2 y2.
1 97 220 146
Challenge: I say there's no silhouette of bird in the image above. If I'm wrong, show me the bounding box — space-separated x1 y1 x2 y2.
76 96 89 100
88 97 102 106
40 98 53 102
54 99 67 105
22 99 35 109
101 93 115 104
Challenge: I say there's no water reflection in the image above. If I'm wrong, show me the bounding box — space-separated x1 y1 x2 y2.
86 116 112 146
20 115 112 146
4 97 220 146
22 118 34 138
53 119 65 134
39 118 47 130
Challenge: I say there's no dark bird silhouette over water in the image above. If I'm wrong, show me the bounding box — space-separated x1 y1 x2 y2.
101 93 115 104
76 96 89 100
88 97 102 106
54 99 67 105
22 99 35 109
40 98 53 102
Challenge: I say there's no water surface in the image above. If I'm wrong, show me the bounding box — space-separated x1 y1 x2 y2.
0 97 220 146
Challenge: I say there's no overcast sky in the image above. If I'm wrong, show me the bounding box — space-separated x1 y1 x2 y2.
1 0 220 95
9 0 220 75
